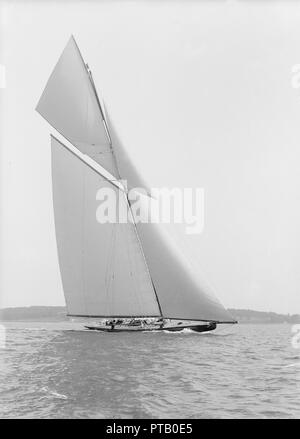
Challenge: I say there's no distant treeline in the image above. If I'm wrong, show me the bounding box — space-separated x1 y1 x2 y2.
0 306 68 321
228 308 300 324
0 306 300 323
0 306 299 323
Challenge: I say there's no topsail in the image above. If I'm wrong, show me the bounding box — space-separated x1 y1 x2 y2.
36 36 149 190
37 37 236 325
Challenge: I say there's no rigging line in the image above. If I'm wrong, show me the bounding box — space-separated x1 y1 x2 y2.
70 35 107 135
81 166 88 316
86 64 111 142
83 48 163 316
126 196 148 314
123 213 140 313
86 57 155 315
150 279 164 318
111 221 117 310
126 195 163 317
85 65 121 180
126 204 143 314
108 222 117 314
104 221 113 311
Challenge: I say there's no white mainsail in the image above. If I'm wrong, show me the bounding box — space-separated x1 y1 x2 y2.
39 37 236 324
51 135 161 317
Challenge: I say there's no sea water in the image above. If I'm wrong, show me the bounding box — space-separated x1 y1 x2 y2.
0 322 299 418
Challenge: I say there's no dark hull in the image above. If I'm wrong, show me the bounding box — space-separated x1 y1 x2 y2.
84 323 217 333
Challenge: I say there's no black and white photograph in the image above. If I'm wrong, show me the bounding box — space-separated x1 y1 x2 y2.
0 0 299 421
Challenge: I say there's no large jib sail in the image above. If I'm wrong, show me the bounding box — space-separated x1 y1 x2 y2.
134 196 235 322
38 37 236 323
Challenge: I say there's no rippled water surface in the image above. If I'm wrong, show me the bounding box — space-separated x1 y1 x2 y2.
0 322 299 418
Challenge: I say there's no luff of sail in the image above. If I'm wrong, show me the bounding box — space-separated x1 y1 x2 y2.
51 135 161 317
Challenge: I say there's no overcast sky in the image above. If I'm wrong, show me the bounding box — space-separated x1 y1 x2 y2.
1 1 300 314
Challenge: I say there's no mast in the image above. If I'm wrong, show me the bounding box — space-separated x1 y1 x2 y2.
85 62 164 318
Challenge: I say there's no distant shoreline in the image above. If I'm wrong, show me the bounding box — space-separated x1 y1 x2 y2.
0 306 299 324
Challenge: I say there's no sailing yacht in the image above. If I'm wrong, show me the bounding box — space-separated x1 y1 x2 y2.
36 36 237 333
